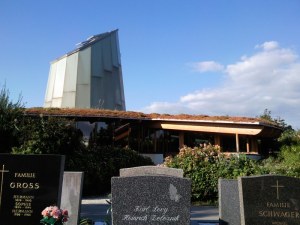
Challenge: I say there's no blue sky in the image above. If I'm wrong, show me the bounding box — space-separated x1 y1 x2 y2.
1 0 300 128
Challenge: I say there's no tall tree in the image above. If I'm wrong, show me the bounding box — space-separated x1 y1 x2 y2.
259 108 293 131
0 85 25 153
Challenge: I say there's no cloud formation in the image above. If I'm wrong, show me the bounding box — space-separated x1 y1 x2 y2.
189 61 224 72
142 41 300 128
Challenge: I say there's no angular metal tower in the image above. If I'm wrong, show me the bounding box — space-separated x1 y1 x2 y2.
44 30 126 110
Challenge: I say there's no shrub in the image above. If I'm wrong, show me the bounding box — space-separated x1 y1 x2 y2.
12 116 154 196
165 145 264 202
261 137 300 178
259 129 300 178
12 116 86 170
82 146 154 195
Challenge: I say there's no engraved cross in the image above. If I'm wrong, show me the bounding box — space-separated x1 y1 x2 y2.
0 164 9 211
271 180 285 200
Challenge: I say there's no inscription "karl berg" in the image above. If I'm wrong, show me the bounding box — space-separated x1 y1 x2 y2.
122 205 180 222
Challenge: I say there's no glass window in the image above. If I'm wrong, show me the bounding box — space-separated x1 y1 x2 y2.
184 132 214 148
221 135 236 152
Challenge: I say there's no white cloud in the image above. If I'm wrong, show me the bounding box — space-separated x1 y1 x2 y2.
142 102 191 115
141 42 300 128
255 41 279 51
189 61 224 73
226 43 297 84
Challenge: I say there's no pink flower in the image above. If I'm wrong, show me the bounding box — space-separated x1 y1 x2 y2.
62 209 69 216
41 205 68 223
51 206 62 219
41 207 51 217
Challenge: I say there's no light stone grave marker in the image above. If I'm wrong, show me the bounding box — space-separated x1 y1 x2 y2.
61 171 84 225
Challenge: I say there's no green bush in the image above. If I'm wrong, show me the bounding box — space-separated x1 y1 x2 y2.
261 130 300 178
12 116 154 195
12 116 86 170
259 129 300 178
0 86 24 153
164 145 264 202
82 145 154 195
164 145 220 201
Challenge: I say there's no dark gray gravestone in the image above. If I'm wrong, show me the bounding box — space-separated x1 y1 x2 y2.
0 154 65 225
120 166 183 178
238 175 300 225
218 179 240 225
61 172 84 225
111 176 191 225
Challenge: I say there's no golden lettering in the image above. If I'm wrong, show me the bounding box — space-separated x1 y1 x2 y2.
10 182 40 189
267 202 291 208
12 194 35 217
0 164 9 211
14 173 36 178
271 180 285 200
13 195 34 199
258 210 300 218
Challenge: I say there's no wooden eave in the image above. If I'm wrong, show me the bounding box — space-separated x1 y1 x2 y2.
24 108 282 138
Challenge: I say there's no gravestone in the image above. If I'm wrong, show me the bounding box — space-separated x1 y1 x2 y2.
239 175 300 225
219 175 300 225
111 167 191 225
120 166 183 178
218 179 240 225
0 154 65 225
61 171 84 225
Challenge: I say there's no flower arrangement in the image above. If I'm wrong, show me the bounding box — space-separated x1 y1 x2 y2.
40 206 69 225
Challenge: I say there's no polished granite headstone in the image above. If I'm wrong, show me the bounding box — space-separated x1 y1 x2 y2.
112 167 191 225
0 154 65 225
61 172 84 225
238 175 300 225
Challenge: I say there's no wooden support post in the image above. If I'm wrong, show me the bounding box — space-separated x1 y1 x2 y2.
179 132 184 149
246 138 250 153
214 135 221 147
236 133 240 153
251 138 258 153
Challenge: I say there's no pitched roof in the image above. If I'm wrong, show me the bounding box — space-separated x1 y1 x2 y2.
52 29 118 63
